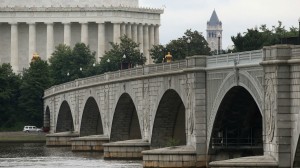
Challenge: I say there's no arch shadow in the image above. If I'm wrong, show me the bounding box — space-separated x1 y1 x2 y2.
294 135 300 167
110 93 141 141
56 101 74 132
43 106 50 132
208 86 263 161
80 97 103 137
151 89 186 148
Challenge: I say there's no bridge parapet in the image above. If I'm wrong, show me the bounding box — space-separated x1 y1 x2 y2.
44 56 205 98
207 50 262 68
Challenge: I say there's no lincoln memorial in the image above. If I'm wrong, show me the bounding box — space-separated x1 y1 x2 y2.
0 0 163 72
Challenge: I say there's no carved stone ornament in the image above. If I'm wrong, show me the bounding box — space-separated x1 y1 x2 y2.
265 76 277 143
186 79 194 135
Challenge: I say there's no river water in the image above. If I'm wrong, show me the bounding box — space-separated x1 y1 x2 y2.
0 143 143 168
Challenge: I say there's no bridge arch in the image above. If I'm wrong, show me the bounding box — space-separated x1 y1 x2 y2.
79 97 103 137
292 113 300 167
208 71 263 148
293 135 300 167
207 72 264 160
110 92 141 141
150 89 186 148
56 100 74 132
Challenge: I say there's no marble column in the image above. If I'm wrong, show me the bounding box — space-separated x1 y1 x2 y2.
149 25 155 47
28 22 36 63
154 25 160 45
97 22 105 62
126 23 132 39
113 23 121 43
120 23 126 37
138 24 144 53
143 25 149 64
63 22 71 46
46 22 54 60
132 23 138 43
10 22 18 72
81 22 88 44
149 25 155 64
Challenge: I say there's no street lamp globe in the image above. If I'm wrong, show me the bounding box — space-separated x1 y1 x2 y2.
67 72 70 76
93 63 96 67
123 54 126 59
187 39 191 44
107 58 110 63
80 67 82 71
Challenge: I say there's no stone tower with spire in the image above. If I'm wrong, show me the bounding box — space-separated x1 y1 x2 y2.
206 10 222 53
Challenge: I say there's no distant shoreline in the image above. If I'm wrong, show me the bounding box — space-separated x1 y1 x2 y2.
0 131 46 143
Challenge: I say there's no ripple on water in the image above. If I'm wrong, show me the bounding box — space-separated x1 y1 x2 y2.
0 143 142 168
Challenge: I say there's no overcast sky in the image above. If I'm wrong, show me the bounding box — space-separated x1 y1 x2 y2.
139 0 300 49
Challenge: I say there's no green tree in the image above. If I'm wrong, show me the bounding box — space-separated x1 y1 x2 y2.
69 43 96 79
49 43 96 85
231 21 299 52
150 29 210 63
99 35 146 73
18 58 51 127
49 44 72 85
0 64 21 130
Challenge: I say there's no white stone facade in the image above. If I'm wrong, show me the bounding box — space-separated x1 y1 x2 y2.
0 1 162 72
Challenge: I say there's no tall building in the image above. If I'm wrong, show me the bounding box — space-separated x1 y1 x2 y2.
206 10 222 53
0 0 163 72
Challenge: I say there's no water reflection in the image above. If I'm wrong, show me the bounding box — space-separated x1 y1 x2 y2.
0 143 142 168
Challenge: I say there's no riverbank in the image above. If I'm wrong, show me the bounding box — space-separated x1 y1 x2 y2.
0 131 46 143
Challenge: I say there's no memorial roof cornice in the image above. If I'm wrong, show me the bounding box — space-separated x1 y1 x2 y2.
0 6 164 14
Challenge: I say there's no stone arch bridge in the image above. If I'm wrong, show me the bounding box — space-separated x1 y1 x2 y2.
44 45 300 168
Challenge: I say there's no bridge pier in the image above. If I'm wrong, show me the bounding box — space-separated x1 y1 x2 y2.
71 135 109 151
103 139 150 160
142 145 197 168
46 132 79 146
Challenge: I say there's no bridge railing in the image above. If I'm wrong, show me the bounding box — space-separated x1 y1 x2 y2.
44 59 192 97
207 50 263 68
44 50 263 97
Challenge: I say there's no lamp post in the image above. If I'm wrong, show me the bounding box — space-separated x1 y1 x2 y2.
106 58 110 72
121 54 126 70
217 32 221 55
298 17 300 45
187 38 191 57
